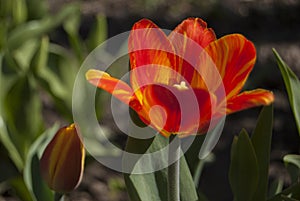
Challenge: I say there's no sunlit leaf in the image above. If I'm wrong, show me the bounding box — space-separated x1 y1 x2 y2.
7 4 79 50
4 75 43 159
30 36 49 73
0 53 23 170
192 153 214 188
284 155 300 169
12 0 28 24
268 183 300 201
35 45 78 119
87 15 108 51
124 113 198 201
10 176 33 201
13 38 39 71
268 179 284 198
273 49 300 136
124 134 166 201
284 154 300 183
229 130 259 201
0 115 23 170
24 124 58 201
36 67 70 118
251 105 274 200
63 6 84 61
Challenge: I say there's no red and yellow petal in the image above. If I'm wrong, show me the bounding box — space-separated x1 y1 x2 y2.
164 18 216 88
40 124 85 193
169 17 216 50
137 84 214 136
167 18 216 88
204 34 256 98
86 69 134 105
226 89 274 114
129 19 178 92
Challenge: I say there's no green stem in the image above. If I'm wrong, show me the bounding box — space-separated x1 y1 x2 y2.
168 135 180 201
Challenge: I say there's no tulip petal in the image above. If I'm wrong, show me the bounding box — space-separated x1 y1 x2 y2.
129 19 178 94
169 17 216 49
204 34 256 98
86 69 135 104
167 18 216 88
226 89 275 114
138 84 214 136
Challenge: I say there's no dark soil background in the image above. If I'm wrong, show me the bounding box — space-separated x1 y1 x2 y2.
5 0 300 201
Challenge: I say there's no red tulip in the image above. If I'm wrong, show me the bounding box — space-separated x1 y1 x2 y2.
86 18 274 137
40 124 85 193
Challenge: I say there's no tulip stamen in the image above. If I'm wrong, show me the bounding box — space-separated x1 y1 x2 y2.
173 81 188 91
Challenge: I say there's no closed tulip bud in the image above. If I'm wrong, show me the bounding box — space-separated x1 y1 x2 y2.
40 124 85 193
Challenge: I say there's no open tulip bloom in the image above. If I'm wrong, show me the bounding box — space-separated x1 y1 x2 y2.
86 18 274 137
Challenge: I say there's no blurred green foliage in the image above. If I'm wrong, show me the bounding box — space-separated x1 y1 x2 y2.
0 0 108 200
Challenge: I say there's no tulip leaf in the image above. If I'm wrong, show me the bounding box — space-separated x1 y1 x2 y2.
35 44 79 120
179 155 199 201
0 116 24 170
184 118 223 187
273 49 300 136
87 15 108 51
4 75 44 159
283 154 300 183
12 38 39 72
229 129 259 201
124 118 198 201
7 4 79 50
267 183 300 201
26 0 48 19
124 134 167 201
30 36 49 73
0 19 8 49
268 179 284 197
251 105 273 201
184 134 206 175
0 53 24 170
10 176 33 201
63 6 84 61
12 0 28 25
284 155 300 169
24 124 59 201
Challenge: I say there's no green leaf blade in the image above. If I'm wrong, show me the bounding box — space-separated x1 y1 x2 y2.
3 75 43 160
23 124 59 201
268 183 300 201
273 49 300 136
123 116 198 201
229 130 259 201
284 154 300 169
283 154 300 183
7 4 79 50
251 105 274 201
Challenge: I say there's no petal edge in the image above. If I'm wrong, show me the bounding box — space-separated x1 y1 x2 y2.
227 89 275 114
86 69 134 105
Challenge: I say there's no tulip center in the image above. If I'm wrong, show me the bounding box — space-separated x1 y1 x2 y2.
173 81 188 91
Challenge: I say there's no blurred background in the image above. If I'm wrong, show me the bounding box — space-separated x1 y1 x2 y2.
1 0 300 200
